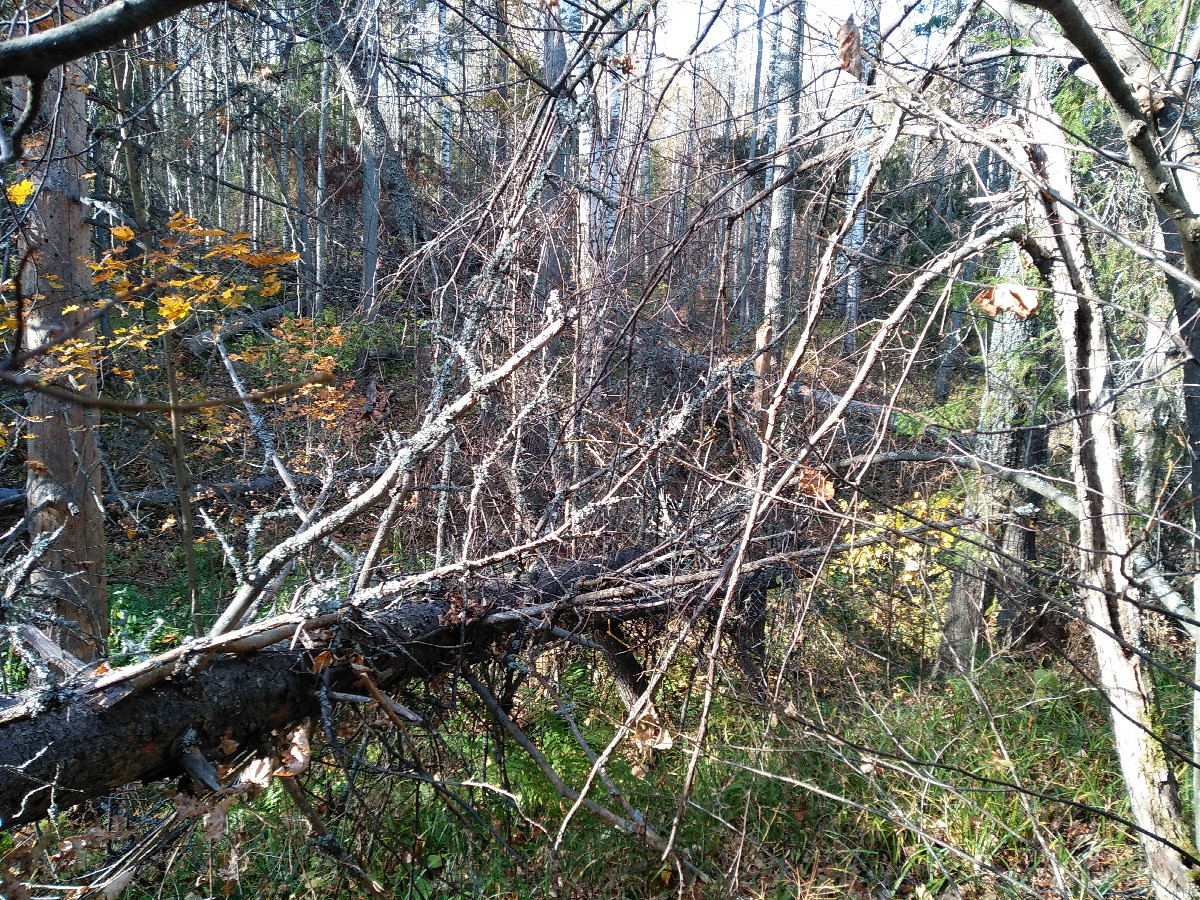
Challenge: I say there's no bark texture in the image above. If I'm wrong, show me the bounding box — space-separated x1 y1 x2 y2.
22 8 108 662
1021 63 1200 900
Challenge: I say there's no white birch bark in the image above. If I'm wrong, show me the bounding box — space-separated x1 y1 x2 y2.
755 0 803 410
1020 63 1199 900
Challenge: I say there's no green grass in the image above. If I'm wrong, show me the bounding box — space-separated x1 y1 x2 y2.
77 649 1134 898
5 582 1160 900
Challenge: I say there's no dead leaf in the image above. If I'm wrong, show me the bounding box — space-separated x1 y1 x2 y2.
216 848 240 884
277 727 310 777
237 757 278 788
1136 83 1164 115
793 466 835 500
632 709 673 752
201 800 229 843
172 792 210 819
837 16 863 81
975 283 1039 318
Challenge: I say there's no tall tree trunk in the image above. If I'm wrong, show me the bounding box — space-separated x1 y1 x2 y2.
534 4 570 310
439 0 452 196
841 0 879 356
1021 62 1199 900
314 55 330 317
362 142 382 316
939 300 1036 671
1133 218 1178 515
314 0 425 277
22 3 108 662
109 43 148 229
755 0 803 413
737 0 770 322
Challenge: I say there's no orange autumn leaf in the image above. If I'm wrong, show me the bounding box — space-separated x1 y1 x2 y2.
793 467 835 500
110 225 135 242
975 283 1040 318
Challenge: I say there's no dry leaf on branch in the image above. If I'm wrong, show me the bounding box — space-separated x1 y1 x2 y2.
837 16 863 81
237 757 278 788
974 283 1039 318
793 467 835 500
1136 83 1164 115
201 799 230 843
632 709 674 754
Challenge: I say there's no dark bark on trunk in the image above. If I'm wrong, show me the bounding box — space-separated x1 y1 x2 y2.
23 6 108 661
590 620 651 713
0 650 318 829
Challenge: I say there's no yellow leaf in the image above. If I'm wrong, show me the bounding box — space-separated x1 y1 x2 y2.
159 295 192 323
110 225 135 242
6 179 34 205
260 280 283 297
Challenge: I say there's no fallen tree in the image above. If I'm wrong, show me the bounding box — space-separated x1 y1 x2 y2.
0 499 973 834
0 550 794 829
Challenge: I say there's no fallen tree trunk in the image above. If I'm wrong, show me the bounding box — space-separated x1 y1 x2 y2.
0 552 788 829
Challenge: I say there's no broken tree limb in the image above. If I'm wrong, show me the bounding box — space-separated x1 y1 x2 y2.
209 308 574 637
0 0 213 79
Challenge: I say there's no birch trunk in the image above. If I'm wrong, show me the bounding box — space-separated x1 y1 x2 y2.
1021 63 1199 900
755 0 803 412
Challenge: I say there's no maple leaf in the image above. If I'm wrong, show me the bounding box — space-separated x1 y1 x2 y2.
110 225 135 242
5 179 34 205
159 295 192 323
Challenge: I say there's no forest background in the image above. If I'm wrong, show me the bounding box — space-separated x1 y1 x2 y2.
2 0 1199 897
